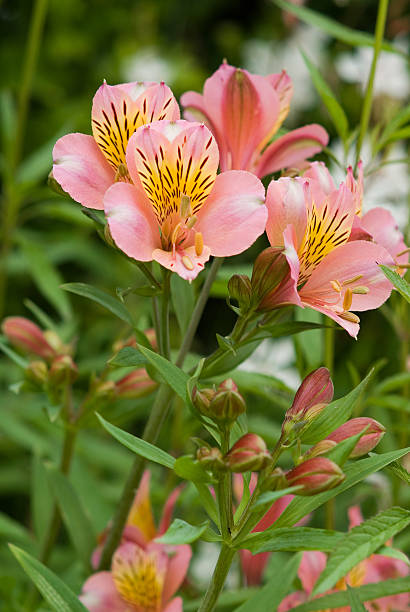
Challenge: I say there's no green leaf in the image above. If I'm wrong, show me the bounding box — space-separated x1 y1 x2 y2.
301 52 348 141
301 370 373 444
346 586 367 611
109 346 148 368
47 466 95 569
234 472 251 523
290 577 410 611
193 482 220 526
31 456 54 544
239 527 343 554
19 239 72 320
156 519 210 545
377 104 410 151
273 447 410 529
272 0 405 55
9 545 87 611
173 456 212 483
0 512 33 547
0 338 29 369
235 552 301 612
324 428 370 466
376 546 410 566
374 372 410 394
171 273 195 335
252 486 302 511
380 265 410 303
96 414 175 469
313 507 410 595
138 345 189 403
61 282 133 324
386 460 410 484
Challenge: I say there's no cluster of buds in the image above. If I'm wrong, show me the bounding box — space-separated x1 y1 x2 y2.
193 379 246 425
197 433 271 474
228 247 290 315
281 367 334 443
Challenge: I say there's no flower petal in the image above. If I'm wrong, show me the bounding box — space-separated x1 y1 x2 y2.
255 124 329 178
196 171 266 257
104 182 160 261
163 597 183 612
126 470 156 542
158 485 184 536
79 572 126 612
161 545 192 604
267 70 293 132
152 245 211 281
52 133 114 210
303 161 336 201
298 551 327 594
361 207 409 267
265 177 307 248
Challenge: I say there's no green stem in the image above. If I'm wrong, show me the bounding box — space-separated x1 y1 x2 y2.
197 544 236 612
218 427 232 539
355 0 389 168
323 318 335 373
160 270 171 359
136 262 162 290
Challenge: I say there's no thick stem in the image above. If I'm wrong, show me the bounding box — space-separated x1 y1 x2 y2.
197 544 236 612
355 0 389 168
159 270 171 359
218 427 232 539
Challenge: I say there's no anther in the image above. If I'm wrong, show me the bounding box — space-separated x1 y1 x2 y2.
195 232 204 256
342 274 363 286
180 194 192 218
330 280 342 292
182 255 194 271
352 286 369 294
343 288 353 311
115 163 129 182
186 215 198 229
339 311 360 324
171 222 182 245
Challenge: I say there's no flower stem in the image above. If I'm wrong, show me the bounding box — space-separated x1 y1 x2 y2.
160 269 171 359
218 427 232 539
355 0 389 168
197 544 236 612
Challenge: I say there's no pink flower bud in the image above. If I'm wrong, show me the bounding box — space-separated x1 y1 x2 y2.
251 247 290 308
2 317 56 360
228 274 252 312
197 446 225 470
326 417 385 458
115 369 157 399
209 379 246 423
286 457 345 495
225 433 271 472
48 355 78 386
303 439 337 460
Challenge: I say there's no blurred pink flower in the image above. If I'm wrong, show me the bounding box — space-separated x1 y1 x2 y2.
80 541 191 612
181 62 328 178
2 316 71 361
104 119 267 281
263 166 395 337
279 506 409 612
53 81 180 210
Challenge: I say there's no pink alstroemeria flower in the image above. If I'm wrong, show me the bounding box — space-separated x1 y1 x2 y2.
263 167 395 337
104 119 267 281
180 62 328 177
92 470 182 569
279 506 409 612
53 81 180 210
80 540 191 612
233 474 309 586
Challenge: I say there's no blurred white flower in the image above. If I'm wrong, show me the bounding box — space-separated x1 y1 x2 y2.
239 338 300 389
122 47 175 84
336 38 409 99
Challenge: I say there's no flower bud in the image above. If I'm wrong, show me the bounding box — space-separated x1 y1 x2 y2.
302 439 337 461
2 317 56 360
326 418 385 458
192 386 217 414
25 360 48 386
251 247 290 308
259 467 287 492
286 457 345 495
93 380 116 401
196 447 225 470
225 433 271 472
207 379 246 424
228 274 252 312
115 369 157 399
48 355 78 387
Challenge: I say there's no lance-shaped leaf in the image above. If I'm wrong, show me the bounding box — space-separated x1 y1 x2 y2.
380 265 410 304
238 527 343 554
61 282 133 324
109 346 148 367
313 507 410 595
156 519 210 545
9 545 87 612
346 586 367 611
138 345 189 404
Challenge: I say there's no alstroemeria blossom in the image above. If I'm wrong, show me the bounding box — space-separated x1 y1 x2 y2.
263 167 395 337
104 120 267 281
80 541 191 612
53 81 180 210
181 62 328 177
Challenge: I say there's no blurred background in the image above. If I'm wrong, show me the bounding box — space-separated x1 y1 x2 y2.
0 0 409 604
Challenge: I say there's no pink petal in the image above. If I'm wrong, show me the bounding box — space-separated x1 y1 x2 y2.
267 70 293 131
255 124 329 178
361 207 409 267
349 216 373 242
240 549 270 586
126 470 156 542
79 572 126 612
104 182 160 261
265 178 307 249
161 545 192 604
180 91 215 130
303 161 336 200
348 505 364 529
134 81 180 123
196 171 266 257
158 485 184 536
53 133 114 210
152 245 211 281
298 551 327 594
163 597 183 612
278 591 307 612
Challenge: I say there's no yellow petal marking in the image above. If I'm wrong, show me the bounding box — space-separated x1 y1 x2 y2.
113 548 163 611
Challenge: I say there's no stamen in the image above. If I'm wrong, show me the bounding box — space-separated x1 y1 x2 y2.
330 280 342 292
396 247 410 257
182 255 194 271
339 311 360 324
352 286 369 294
342 274 363 286
397 263 410 269
115 163 129 182
171 223 182 245
195 232 204 256
180 194 192 218
343 288 353 311
186 215 198 229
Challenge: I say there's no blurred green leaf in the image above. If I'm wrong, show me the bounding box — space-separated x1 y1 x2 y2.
9 545 87 612
61 282 132 324
138 345 189 403
301 51 348 141
96 414 175 469
346 586 368 611
31 456 53 544
171 274 195 335
0 338 29 369
109 346 148 368
0 513 34 548
386 460 410 484
156 518 210 545
252 486 302 511
313 507 410 595
193 482 220 526
173 456 212 483
240 527 343 553
376 546 410 565
380 266 410 303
